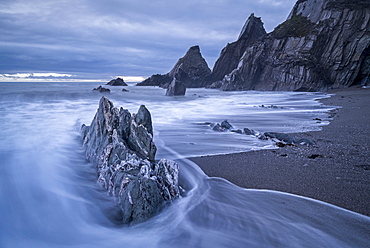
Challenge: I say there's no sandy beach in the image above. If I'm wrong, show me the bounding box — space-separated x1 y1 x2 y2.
190 86 370 216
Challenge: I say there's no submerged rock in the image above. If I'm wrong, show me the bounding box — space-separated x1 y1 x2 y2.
106 77 128 86
81 97 180 224
93 85 110 93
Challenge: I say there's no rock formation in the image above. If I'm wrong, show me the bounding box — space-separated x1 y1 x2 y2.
208 120 315 145
137 45 211 88
206 14 266 86
208 0 370 91
137 74 172 88
165 77 186 96
106 77 128 86
93 85 110 93
81 97 180 224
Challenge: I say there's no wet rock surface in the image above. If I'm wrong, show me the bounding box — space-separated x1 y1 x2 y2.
81 97 180 224
208 120 315 146
93 85 110 93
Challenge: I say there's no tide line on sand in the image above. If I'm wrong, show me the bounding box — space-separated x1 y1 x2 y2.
190 86 370 217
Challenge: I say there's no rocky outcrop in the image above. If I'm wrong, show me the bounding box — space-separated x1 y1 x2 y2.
211 0 370 91
106 78 128 86
208 120 315 145
165 77 186 96
206 14 266 86
137 74 172 88
137 45 211 88
81 97 180 224
93 85 110 93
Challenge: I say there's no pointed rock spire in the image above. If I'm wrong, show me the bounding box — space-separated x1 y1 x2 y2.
137 45 211 88
238 13 266 40
205 13 266 84
168 45 211 80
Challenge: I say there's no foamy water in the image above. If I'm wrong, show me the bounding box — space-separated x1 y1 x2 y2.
0 82 368 247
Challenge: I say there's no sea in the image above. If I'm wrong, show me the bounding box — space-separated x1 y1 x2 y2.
0 82 369 247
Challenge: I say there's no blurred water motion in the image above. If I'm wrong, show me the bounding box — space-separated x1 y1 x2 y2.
0 82 368 247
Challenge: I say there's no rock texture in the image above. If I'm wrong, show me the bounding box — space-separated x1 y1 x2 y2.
81 97 180 224
106 78 128 86
93 85 110 93
137 45 211 88
210 0 370 91
206 14 266 86
165 77 186 96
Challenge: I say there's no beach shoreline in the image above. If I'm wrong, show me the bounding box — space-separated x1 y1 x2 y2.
190 86 370 216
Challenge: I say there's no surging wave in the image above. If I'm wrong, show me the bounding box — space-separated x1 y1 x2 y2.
0 82 368 247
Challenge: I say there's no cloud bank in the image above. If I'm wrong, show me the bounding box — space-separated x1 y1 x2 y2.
0 0 296 81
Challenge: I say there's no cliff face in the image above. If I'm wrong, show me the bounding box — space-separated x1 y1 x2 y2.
206 14 266 85
137 45 211 88
212 0 370 91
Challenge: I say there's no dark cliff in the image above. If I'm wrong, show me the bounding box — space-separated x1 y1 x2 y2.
212 0 370 91
206 14 266 85
137 45 211 88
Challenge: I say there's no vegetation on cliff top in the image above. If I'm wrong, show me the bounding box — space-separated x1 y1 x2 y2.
271 14 315 39
326 0 370 10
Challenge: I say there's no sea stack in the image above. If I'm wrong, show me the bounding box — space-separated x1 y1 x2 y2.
206 13 267 86
81 97 180 224
137 45 211 88
106 77 128 86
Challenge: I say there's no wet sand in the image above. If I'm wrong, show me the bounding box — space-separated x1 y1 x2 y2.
190 86 370 216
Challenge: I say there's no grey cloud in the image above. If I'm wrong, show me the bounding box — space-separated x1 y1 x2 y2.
0 0 296 80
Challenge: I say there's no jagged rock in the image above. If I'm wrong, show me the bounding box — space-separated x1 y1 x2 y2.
137 45 211 88
106 78 128 86
208 0 370 91
211 123 224 132
210 120 233 132
221 120 233 129
92 85 110 93
165 77 186 96
81 97 180 224
243 128 256 135
205 14 266 84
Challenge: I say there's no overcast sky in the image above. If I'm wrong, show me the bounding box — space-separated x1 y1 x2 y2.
0 0 297 81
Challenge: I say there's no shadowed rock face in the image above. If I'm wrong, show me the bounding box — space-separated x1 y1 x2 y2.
81 97 180 224
165 77 186 96
137 45 211 88
93 85 110 93
212 0 370 91
206 13 266 85
106 78 128 86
